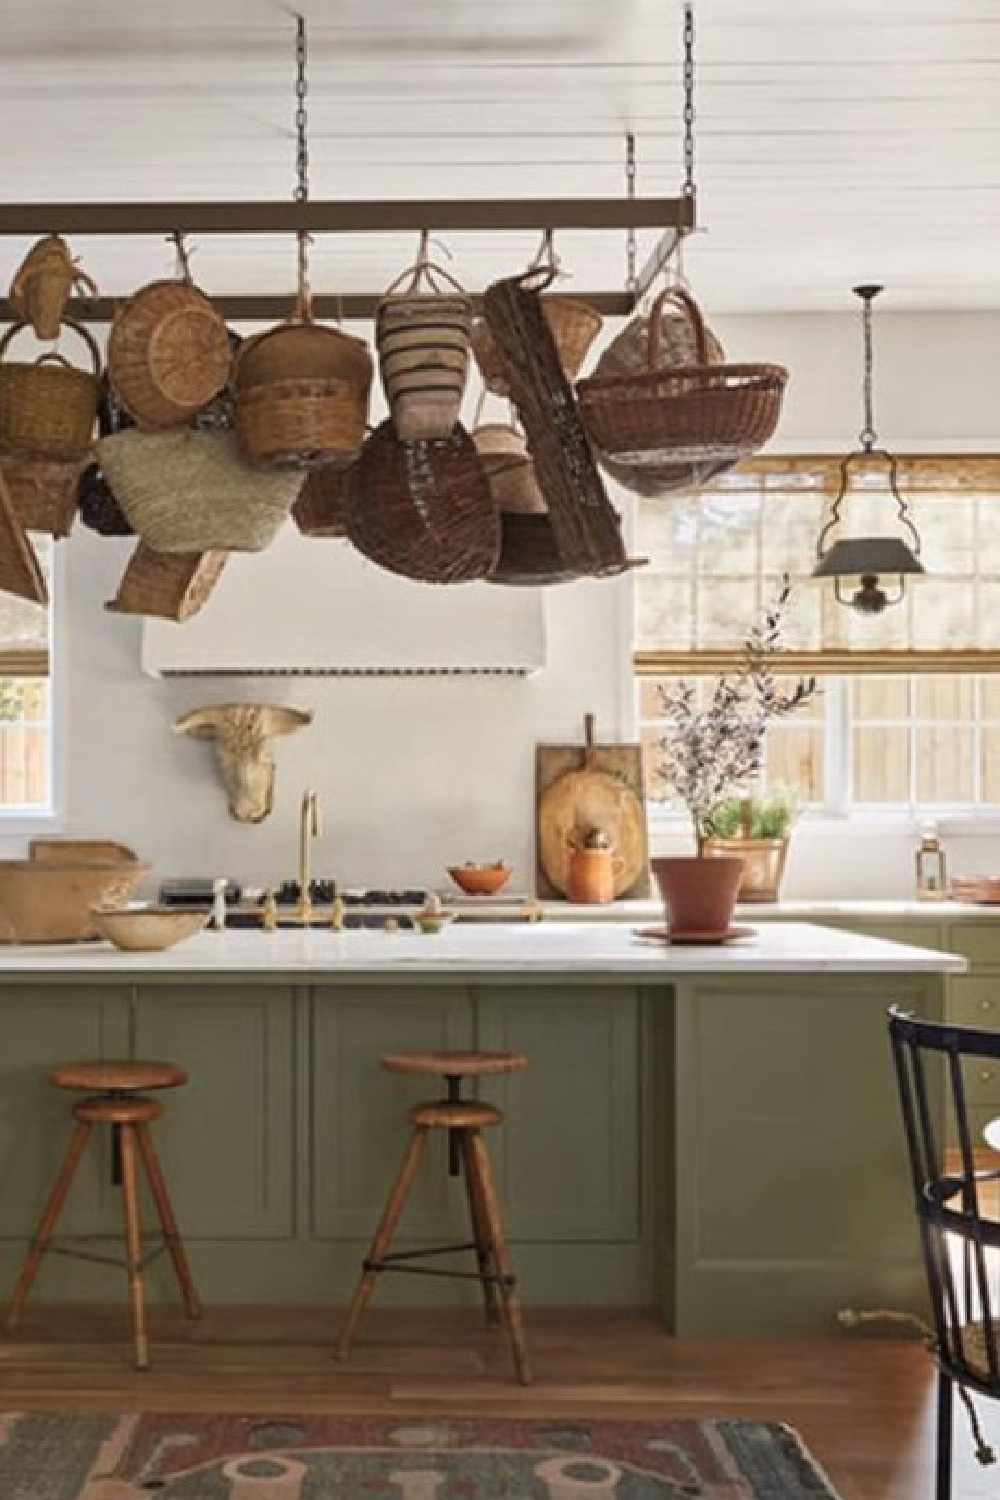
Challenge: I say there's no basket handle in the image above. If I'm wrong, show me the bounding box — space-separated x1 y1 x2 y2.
384 231 467 297
0 318 101 373
646 284 710 370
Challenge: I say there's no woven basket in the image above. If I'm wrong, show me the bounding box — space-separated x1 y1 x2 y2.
0 321 100 461
0 453 84 538
108 279 231 430
472 424 547 514
96 429 301 553
0 465 47 605
77 461 134 537
346 420 499 584
486 512 577 587
472 295 602 397
594 290 725 380
105 542 229 621
376 292 471 441
292 455 353 538
598 452 736 499
577 286 788 465
234 319 372 468
8 234 98 343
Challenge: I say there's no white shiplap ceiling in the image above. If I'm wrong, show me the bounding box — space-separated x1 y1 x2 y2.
0 0 997 311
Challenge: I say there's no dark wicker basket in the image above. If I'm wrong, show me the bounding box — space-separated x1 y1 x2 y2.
78 462 134 537
292 455 353 538
486 512 578 587
345 420 498 583
598 452 736 499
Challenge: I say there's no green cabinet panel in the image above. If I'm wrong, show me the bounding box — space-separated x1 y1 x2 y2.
475 985 640 1242
0 985 131 1237
949 926 1000 967
311 986 472 1239
134 985 295 1239
948 976 1000 1028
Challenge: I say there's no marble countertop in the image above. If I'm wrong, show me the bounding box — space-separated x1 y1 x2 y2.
542 897 1000 922
0 920 966 976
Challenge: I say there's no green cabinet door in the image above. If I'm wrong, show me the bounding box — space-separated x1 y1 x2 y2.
311 986 472 1240
0 984 130 1239
133 984 295 1238
475 985 641 1242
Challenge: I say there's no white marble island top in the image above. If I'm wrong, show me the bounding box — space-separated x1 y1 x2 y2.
0 920 966 977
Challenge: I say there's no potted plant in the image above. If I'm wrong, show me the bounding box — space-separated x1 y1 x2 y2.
699 786 799 902
652 580 818 920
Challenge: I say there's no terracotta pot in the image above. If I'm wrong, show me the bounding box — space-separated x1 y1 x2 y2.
650 856 744 935
566 847 626 904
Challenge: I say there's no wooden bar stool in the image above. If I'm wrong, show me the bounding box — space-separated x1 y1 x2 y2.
336 1049 531 1384
6 1059 201 1370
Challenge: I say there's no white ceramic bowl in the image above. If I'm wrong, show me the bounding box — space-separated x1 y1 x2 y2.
90 904 209 952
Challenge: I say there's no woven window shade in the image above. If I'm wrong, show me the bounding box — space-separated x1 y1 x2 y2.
633 454 1000 675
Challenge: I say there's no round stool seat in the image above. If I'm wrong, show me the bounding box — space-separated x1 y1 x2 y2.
73 1094 163 1127
382 1050 527 1079
48 1060 188 1092
408 1099 504 1131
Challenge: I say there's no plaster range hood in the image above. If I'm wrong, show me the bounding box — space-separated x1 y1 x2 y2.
141 526 547 678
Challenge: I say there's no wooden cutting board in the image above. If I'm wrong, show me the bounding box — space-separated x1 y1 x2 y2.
536 713 651 899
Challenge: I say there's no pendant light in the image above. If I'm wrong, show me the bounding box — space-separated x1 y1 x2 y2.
811 284 924 614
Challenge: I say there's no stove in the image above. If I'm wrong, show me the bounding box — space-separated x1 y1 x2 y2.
159 879 542 928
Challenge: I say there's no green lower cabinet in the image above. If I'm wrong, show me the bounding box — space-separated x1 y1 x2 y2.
0 985 131 1241
133 984 295 1239
474 985 640 1243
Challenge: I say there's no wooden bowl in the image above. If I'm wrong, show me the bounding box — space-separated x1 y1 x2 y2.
447 864 513 897
90 904 209 952
0 860 150 943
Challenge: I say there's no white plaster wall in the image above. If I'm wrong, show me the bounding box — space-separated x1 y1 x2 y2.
3 309 1000 899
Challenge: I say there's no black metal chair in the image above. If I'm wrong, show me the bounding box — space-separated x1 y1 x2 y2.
888 1006 1000 1500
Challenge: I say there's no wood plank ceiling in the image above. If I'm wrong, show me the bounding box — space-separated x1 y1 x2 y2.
0 0 997 311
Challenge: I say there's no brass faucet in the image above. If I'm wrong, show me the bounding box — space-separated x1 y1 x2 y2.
297 788 322 926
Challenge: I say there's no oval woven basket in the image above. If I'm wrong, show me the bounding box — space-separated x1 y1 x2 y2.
346 420 499 584
472 424 547 514
108 280 231 429
486 512 577 587
234 322 372 468
0 321 100 461
376 291 472 441
472 295 602 397
96 429 301 553
577 286 788 465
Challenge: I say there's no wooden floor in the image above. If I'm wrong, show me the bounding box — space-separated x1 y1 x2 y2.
0 1305 994 1499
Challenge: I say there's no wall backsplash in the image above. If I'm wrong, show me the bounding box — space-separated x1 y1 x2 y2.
2 308 999 900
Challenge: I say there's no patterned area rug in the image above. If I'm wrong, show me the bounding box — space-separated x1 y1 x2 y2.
0 1413 844 1499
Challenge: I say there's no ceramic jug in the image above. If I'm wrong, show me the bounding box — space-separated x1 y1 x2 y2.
566 845 626 904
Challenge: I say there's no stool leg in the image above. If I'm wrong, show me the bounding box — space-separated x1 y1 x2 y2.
135 1123 202 1321
118 1124 149 1371
337 1125 428 1362
459 1129 501 1325
466 1129 532 1385
6 1121 93 1333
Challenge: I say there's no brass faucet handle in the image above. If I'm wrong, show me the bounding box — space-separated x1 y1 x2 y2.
261 888 278 932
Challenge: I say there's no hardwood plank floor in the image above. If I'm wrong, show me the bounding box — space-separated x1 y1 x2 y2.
0 1306 994 1499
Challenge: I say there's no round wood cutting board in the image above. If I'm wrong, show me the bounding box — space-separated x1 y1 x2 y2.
538 764 646 899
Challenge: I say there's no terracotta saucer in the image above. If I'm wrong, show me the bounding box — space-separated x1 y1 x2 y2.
633 925 757 945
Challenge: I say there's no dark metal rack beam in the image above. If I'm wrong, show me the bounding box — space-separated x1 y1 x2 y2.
0 196 695 237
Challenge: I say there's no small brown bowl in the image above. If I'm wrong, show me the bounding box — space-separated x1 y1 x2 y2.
447 864 513 897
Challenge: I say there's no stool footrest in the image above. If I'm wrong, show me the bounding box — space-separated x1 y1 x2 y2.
45 1236 169 1274
365 1257 516 1286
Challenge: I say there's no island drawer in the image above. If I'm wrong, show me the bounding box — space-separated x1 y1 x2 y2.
947 926 1000 967
949 977 1000 1029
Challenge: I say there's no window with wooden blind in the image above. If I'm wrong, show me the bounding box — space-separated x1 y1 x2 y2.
633 455 1000 812
0 536 52 813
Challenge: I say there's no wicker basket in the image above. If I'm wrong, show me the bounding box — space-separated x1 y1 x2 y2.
292 455 353 538
234 319 372 468
0 465 48 605
472 295 602 397
8 234 98 343
96 429 301 553
0 453 84 538
376 291 471 441
594 290 725 380
108 279 231 430
105 542 229 622
486 512 577 587
0 321 100 461
577 286 788 466
472 424 547 514
77 461 134 537
345 420 499 583
598 452 736 499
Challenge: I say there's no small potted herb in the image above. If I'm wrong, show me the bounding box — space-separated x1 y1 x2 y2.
700 787 799 901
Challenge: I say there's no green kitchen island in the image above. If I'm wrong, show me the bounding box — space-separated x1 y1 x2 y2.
0 921 963 1335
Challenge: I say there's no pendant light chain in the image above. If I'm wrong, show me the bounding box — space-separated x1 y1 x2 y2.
855 283 883 452
682 2 696 204
293 13 313 320
625 131 637 297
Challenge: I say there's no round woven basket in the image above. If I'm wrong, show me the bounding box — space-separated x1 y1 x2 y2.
234 322 372 467
0 321 100 461
472 295 602 397
96 429 301 553
292 455 353 538
486 512 577 586
577 286 788 466
598 452 736 498
594 290 725 380
346 420 499 584
108 280 231 429
376 291 472 440
472 424 547 514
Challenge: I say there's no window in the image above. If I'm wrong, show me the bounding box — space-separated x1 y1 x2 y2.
0 534 52 815
633 456 1000 815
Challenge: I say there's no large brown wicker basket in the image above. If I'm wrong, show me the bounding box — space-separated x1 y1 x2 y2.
107 279 231 429
577 286 787 466
486 512 577 587
234 319 372 468
345 420 499 584
598 452 735 499
0 321 101 461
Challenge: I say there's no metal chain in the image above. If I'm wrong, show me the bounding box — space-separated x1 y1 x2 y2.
294 13 309 204
855 284 883 450
682 2 696 202
625 131 637 295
